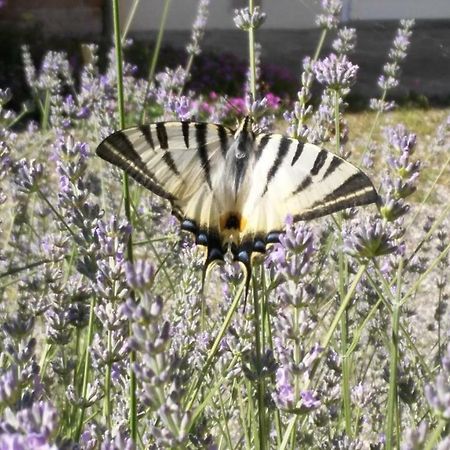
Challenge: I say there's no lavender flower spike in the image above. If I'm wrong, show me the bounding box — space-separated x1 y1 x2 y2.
186 0 210 56
233 6 266 31
316 0 343 30
314 54 358 91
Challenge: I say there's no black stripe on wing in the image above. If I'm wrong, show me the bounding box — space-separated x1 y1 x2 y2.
294 172 379 221
311 149 328 176
139 124 155 149
291 141 304 166
195 123 212 188
156 122 169 149
96 129 175 201
323 155 344 178
181 121 190 148
262 136 291 196
218 125 230 158
255 134 271 161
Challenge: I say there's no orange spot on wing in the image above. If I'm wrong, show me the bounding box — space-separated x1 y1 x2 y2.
220 212 248 233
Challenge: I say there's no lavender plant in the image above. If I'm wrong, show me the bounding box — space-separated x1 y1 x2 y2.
0 0 449 448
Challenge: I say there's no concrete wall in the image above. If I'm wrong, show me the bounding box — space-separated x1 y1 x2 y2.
121 0 450 31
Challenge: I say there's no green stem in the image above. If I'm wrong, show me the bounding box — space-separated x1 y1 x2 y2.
385 261 403 450
38 190 77 239
104 330 113 429
248 0 257 101
312 28 327 62
186 280 245 412
322 264 367 349
334 88 352 435
42 89 50 131
111 0 137 441
405 153 450 232
360 89 387 164
139 0 172 123
121 0 140 44
252 272 266 450
74 296 96 441
0 258 62 279
424 420 446 450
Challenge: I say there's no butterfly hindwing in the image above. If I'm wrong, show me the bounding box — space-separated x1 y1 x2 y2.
242 133 378 236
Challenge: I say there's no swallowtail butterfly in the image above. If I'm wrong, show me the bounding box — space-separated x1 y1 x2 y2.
97 117 378 290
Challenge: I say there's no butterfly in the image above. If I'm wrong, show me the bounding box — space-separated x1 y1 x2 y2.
96 116 378 292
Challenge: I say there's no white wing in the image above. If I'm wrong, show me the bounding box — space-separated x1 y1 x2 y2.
96 121 235 232
241 133 378 236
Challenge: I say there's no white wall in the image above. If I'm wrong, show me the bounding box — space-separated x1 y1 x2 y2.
351 0 450 20
120 0 450 31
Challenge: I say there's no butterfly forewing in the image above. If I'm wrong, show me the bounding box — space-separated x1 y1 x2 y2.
96 121 234 222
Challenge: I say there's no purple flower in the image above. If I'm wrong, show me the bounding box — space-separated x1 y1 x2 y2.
14 159 44 193
0 402 59 449
272 344 322 413
332 27 357 55
314 54 358 91
371 19 414 110
266 220 315 284
167 95 193 121
186 0 209 56
385 124 417 155
344 216 398 258
301 390 321 410
233 6 266 31
125 260 155 291
273 366 295 408
315 0 343 30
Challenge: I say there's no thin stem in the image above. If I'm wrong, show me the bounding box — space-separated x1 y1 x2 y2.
104 329 113 429
139 0 172 123
248 0 257 102
38 190 77 239
405 153 450 232
111 0 137 441
360 89 387 164
42 89 50 131
74 296 96 441
0 257 63 279
186 280 245 412
334 88 352 434
385 260 403 450
312 28 327 62
121 0 140 44
322 264 367 350
252 271 266 450
424 420 446 450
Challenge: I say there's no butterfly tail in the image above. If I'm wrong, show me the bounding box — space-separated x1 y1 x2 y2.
231 240 254 309
201 239 226 297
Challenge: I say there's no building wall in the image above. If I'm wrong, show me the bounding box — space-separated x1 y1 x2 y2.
121 0 450 31
0 0 103 35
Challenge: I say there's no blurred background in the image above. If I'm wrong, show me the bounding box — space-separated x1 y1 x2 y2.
1 0 450 110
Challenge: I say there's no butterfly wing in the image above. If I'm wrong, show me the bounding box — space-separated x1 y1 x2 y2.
241 133 379 240
96 121 235 252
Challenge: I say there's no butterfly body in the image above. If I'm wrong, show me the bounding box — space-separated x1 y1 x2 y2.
97 117 378 288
